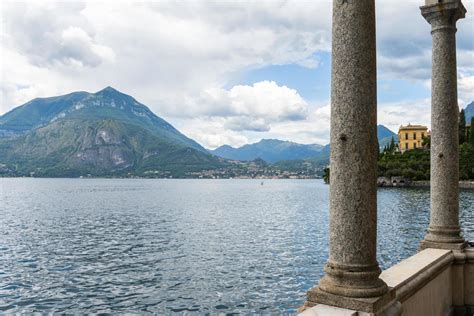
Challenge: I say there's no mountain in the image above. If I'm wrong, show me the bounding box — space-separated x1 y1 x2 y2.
211 125 397 163
0 87 205 152
465 101 474 124
377 124 397 140
377 124 398 149
211 139 325 163
0 87 225 177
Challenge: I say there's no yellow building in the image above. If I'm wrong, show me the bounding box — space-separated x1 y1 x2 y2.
398 124 429 153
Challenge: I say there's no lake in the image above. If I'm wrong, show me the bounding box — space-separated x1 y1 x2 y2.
0 178 473 314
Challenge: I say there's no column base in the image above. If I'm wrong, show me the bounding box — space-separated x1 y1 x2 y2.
419 226 467 251
419 239 468 251
304 287 396 314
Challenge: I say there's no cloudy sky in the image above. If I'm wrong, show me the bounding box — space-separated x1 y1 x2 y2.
1 0 473 148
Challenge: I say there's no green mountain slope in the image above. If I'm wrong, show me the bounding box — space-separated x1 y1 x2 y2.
0 87 205 152
0 91 90 136
465 101 474 123
2 119 225 176
0 88 225 177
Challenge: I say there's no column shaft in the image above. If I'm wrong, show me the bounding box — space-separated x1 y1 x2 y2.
420 0 466 250
305 0 388 309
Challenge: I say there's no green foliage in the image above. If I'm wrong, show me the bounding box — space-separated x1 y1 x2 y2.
323 167 330 184
422 135 431 149
460 143 474 180
470 118 474 145
0 118 227 177
382 136 397 154
378 149 430 181
459 109 466 144
379 143 474 180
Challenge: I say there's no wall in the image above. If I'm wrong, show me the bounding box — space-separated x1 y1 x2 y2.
300 247 473 315
380 249 453 316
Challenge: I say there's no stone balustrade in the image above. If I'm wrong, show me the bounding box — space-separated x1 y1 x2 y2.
301 247 474 315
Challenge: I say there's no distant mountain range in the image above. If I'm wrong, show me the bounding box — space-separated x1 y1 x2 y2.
377 125 398 149
211 125 398 163
0 87 225 177
465 101 474 124
211 139 326 163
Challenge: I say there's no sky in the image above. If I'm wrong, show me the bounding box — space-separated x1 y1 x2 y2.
1 0 473 149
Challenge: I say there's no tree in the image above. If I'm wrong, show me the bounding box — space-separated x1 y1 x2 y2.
422 135 431 149
382 136 397 155
459 109 466 144
467 124 471 143
323 167 330 184
470 117 474 145
389 136 396 152
460 143 474 180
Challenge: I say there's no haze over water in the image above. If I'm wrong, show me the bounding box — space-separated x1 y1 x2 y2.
0 178 473 314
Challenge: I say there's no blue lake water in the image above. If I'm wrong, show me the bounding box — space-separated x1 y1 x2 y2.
0 178 473 314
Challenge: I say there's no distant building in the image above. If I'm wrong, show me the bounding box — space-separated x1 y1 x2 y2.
398 124 429 153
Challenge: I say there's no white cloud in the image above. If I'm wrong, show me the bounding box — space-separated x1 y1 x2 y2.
1 1 114 68
265 103 331 145
226 81 308 121
177 81 310 147
178 117 250 149
0 0 331 113
458 74 474 107
167 81 309 123
378 99 432 133
161 81 308 126
57 26 115 67
179 102 330 149
224 117 270 132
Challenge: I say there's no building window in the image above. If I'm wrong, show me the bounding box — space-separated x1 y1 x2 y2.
414 143 417 149
405 143 409 150
421 132 425 139
413 132 417 139
406 133 408 140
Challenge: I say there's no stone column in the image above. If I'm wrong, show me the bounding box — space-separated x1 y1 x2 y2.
419 0 467 251
303 0 395 313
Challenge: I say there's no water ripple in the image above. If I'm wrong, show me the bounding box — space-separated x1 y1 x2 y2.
0 178 472 314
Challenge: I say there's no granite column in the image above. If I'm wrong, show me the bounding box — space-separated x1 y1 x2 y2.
303 0 394 312
419 0 467 251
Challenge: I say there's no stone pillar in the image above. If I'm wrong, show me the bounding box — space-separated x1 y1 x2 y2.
419 0 467 251
302 0 396 313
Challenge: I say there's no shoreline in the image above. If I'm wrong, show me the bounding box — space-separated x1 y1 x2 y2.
1 177 474 189
0 176 323 180
410 180 474 190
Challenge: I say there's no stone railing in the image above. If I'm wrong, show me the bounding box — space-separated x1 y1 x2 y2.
300 246 474 315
